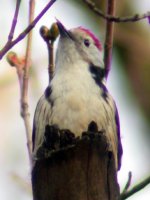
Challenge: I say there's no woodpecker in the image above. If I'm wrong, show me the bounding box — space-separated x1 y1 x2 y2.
32 21 122 170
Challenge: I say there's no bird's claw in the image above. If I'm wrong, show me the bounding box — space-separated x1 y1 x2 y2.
82 121 106 140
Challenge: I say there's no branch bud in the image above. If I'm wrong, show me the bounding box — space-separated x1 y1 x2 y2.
49 22 59 41
6 51 25 69
7 51 18 67
40 26 50 41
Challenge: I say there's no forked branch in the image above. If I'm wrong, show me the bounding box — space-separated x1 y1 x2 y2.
6 0 57 166
83 0 150 23
8 0 21 42
0 0 56 60
21 0 36 165
120 175 150 199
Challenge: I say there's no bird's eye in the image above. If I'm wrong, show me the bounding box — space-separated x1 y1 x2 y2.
84 39 90 47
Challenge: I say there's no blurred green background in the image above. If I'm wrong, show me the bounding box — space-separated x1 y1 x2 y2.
0 0 150 199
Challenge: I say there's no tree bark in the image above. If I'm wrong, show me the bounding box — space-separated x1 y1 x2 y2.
32 133 120 200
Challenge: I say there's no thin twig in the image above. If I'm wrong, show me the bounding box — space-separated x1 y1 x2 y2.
83 0 150 23
47 41 54 82
11 172 32 195
8 0 21 42
6 52 24 97
21 0 35 166
120 176 150 200
122 172 132 194
104 0 116 78
49 41 54 81
0 0 56 60
40 23 59 83
16 62 24 98
47 23 59 82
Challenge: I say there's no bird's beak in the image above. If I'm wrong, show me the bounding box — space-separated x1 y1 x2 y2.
56 19 74 40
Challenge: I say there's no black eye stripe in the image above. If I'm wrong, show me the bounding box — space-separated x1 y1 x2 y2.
84 39 90 47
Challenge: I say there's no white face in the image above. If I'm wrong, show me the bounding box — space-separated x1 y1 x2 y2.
55 27 104 69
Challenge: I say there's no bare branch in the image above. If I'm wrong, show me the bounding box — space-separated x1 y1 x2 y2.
47 23 59 82
104 0 116 78
0 0 56 60
122 171 132 194
40 23 59 83
120 176 150 200
83 0 150 23
48 42 54 82
7 52 24 95
21 0 36 166
8 0 21 42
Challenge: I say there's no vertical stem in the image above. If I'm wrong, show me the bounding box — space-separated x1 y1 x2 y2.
46 40 54 83
21 0 35 165
8 0 21 41
48 41 54 83
0 0 56 60
104 0 116 78
17 67 23 99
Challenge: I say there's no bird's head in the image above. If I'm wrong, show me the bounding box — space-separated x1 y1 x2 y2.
56 20 104 74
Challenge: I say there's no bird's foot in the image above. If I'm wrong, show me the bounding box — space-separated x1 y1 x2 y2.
82 121 105 140
34 146 55 160
43 124 60 150
59 129 77 148
34 125 78 160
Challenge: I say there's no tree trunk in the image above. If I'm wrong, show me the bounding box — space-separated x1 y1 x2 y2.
32 133 120 200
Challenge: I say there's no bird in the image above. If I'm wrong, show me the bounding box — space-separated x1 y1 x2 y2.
32 20 123 170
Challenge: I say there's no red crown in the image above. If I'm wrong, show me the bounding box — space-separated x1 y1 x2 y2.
78 27 102 51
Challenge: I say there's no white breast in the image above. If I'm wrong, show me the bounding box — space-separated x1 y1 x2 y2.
34 61 118 168
50 62 116 139
49 64 118 168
